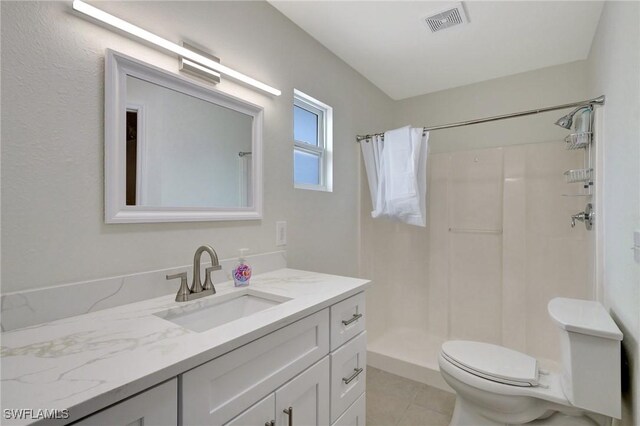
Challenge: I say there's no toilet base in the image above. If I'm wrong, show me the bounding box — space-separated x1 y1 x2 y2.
450 397 609 426
450 397 504 426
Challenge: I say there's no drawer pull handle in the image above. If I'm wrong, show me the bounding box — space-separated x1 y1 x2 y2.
265 422 275 426
342 313 362 326
342 367 364 384
283 407 293 426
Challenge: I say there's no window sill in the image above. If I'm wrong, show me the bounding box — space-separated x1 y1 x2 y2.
294 183 332 193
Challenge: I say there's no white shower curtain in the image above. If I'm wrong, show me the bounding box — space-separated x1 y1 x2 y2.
360 126 429 227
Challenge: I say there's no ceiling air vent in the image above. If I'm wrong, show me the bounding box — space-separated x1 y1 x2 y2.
423 3 469 33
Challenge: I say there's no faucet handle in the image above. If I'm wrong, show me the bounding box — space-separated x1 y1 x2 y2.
571 212 585 228
202 266 218 293
570 203 594 230
166 272 187 280
167 272 190 302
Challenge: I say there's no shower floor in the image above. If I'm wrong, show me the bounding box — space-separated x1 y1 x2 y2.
367 327 452 392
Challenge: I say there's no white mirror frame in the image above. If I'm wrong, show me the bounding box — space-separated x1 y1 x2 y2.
105 49 263 223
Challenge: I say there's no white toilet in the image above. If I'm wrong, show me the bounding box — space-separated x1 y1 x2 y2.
438 297 623 426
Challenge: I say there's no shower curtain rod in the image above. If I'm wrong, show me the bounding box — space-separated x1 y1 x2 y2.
355 95 605 142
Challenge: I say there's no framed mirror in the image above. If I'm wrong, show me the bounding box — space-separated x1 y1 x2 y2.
105 49 263 223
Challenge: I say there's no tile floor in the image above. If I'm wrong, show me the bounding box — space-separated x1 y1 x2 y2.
366 366 455 426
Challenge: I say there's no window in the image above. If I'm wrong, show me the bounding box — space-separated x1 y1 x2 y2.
293 89 333 191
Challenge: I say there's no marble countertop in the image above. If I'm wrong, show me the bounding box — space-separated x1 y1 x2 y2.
1 268 370 425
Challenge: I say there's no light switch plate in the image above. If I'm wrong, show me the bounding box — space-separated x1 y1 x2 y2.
276 221 287 246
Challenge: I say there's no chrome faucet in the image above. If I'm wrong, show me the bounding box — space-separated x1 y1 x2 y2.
166 245 222 302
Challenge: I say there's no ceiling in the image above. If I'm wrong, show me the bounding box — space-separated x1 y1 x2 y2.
269 1 604 100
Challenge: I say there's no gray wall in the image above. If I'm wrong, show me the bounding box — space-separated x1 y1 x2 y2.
586 2 640 424
393 61 588 153
0 1 394 292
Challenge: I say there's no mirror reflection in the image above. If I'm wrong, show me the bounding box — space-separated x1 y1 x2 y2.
125 76 253 208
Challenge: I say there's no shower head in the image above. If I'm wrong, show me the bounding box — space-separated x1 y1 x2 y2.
555 113 574 129
555 106 590 129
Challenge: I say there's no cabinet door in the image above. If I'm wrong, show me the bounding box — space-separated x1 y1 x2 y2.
332 393 366 426
75 379 177 426
275 357 329 426
226 394 275 426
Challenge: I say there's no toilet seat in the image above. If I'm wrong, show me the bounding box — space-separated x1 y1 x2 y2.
439 351 571 407
441 341 539 387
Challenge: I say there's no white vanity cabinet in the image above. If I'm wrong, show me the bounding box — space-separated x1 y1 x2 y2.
224 356 330 426
328 292 367 426
180 292 366 426
75 379 177 426
182 309 329 425
0 269 370 426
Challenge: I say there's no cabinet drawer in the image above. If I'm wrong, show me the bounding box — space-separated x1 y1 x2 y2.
330 331 367 423
75 379 177 426
226 393 275 426
332 392 366 426
182 309 329 425
330 293 365 351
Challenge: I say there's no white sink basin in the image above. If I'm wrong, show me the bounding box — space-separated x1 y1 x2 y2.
154 289 290 332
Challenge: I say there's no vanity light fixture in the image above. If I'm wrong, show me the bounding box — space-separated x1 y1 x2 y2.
182 59 221 80
179 42 221 85
72 0 281 96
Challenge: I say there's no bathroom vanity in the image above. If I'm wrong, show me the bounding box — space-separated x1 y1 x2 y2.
0 269 369 426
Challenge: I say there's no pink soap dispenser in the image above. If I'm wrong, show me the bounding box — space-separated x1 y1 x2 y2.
233 248 252 287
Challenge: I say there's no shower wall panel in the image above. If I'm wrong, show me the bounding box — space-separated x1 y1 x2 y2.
427 156 449 339
447 148 504 344
502 146 528 353
449 232 503 343
363 140 591 364
521 142 590 360
448 149 504 231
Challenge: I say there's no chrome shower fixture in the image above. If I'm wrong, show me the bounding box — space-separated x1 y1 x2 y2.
554 106 591 129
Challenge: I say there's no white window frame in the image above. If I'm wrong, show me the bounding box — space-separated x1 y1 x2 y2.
293 89 333 192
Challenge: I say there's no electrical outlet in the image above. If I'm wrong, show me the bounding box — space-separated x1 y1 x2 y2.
276 221 287 246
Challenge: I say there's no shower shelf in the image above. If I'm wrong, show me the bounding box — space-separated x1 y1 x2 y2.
565 132 592 150
564 168 593 183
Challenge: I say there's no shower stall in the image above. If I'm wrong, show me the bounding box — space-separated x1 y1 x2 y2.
359 97 602 389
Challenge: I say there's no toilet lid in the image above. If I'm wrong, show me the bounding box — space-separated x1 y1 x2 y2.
441 341 539 387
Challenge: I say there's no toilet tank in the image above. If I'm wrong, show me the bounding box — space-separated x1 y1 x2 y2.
548 298 623 419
